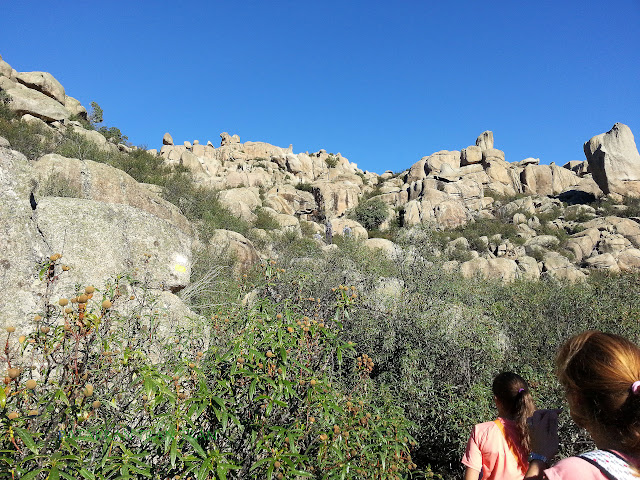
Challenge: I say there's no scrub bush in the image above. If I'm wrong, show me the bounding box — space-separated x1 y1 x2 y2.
1 257 423 479
352 198 389 231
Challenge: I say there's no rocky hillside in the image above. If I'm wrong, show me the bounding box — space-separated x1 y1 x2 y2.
2 51 640 334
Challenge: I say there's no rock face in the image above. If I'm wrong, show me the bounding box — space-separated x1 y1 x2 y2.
15 71 66 104
585 123 640 197
0 76 70 121
33 154 193 235
208 229 260 270
36 197 193 293
0 144 196 339
6 54 640 288
0 146 48 335
0 56 81 122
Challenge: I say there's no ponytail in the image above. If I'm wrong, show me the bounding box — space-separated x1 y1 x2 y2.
513 387 536 453
492 372 537 460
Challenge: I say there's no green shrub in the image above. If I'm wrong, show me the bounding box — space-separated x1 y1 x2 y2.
97 126 128 145
594 196 640 218
254 207 280 231
352 198 389 231
0 258 422 479
294 182 314 193
160 172 251 241
36 172 82 198
325 155 339 169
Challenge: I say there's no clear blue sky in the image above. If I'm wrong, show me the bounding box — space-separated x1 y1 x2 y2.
1 1 638 174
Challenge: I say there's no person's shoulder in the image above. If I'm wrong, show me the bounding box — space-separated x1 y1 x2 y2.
471 420 500 439
545 456 607 480
474 420 499 431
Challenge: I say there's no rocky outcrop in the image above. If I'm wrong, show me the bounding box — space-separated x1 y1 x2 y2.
584 123 640 197
0 56 82 122
0 146 48 335
15 71 66 104
0 144 198 341
208 229 260 269
33 154 193 235
36 197 193 293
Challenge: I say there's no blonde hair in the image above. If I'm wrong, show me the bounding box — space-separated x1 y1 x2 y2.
556 331 640 454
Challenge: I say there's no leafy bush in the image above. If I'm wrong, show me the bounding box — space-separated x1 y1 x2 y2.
325 155 339 169
160 172 251 241
254 208 280 231
352 198 389 231
255 236 640 478
97 126 128 145
36 172 82 198
594 196 640 218
295 182 314 193
0 257 422 479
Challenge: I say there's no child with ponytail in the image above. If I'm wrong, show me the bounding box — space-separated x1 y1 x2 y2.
463 372 537 480
525 331 640 479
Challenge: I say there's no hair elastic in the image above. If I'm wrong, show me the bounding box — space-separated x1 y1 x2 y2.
518 388 525 393
631 381 640 395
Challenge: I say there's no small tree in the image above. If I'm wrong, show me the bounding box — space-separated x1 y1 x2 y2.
353 198 389 231
88 101 103 126
325 155 339 169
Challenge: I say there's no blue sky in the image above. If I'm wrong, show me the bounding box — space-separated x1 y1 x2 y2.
1 1 638 174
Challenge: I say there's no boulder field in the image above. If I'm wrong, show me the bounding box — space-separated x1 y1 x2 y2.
2 51 640 335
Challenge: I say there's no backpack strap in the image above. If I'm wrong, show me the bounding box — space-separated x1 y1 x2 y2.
578 449 635 480
493 419 527 473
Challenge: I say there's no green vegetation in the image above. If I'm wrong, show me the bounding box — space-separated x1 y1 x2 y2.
160 171 251 240
324 155 339 169
0 101 249 244
253 207 281 231
257 237 640 477
1 256 421 479
4 92 640 479
593 195 640 218
351 197 389 231
294 182 314 193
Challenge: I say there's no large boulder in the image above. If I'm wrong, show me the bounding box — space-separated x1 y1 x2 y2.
425 150 461 175
0 147 48 333
565 228 601 262
15 71 66 104
364 238 402 259
33 154 193 235
0 54 12 77
541 252 586 282
208 229 260 270
460 146 483 166
64 96 87 119
0 76 69 122
217 187 262 223
584 123 640 197
35 197 193 293
312 180 361 217
460 257 520 282
330 218 368 240
476 131 494 150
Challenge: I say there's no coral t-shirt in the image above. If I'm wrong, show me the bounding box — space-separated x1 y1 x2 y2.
462 418 528 480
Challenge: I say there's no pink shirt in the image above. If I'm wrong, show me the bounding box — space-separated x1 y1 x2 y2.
462 418 528 480
544 456 607 480
545 451 639 480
